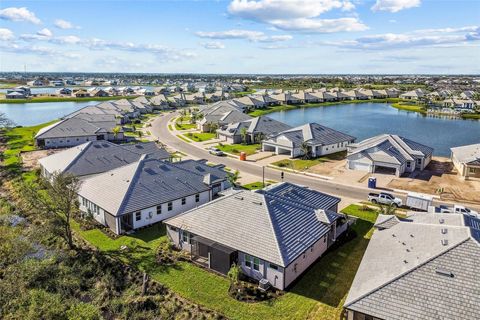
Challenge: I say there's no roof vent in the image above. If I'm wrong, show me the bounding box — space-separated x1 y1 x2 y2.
435 268 454 278
441 228 448 234
410 234 414 238
252 201 263 205
403 260 408 264
234 196 244 200
392 234 396 237
441 239 449 246
439 218 445 224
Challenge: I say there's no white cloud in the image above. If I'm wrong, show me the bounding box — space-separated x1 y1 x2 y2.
0 28 14 41
325 25 480 50
54 19 78 29
371 0 421 13
200 41 226 49
195 29 292 42
0 7 41 24
227 0 366 33
52 35 82 44
37 28 53 37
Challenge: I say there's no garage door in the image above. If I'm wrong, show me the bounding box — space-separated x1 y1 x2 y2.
374 166 397 175
349 161 371 171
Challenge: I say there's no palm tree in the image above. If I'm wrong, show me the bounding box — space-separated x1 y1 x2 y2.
240 127 248 145
300 142 311 160
112 126 121 140
227 170 240 188
255 132 265 144
378 203 397 215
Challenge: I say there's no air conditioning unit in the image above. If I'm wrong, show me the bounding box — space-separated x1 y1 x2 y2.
258 278 271 292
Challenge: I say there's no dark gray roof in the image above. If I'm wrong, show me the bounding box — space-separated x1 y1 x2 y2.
219 116 291 138
35 117 115 139
464 215 480 242
39 141 170 177
171 159 229 182
79 158 226 216
166 183 341 267
347 239 480 320
267 123 355 148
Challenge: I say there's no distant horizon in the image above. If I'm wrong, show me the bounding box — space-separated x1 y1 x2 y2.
1 1 479 74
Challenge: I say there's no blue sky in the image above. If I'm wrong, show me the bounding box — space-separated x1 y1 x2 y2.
0 0 479 74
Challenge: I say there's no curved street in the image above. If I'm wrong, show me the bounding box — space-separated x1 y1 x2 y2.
150 112 480 210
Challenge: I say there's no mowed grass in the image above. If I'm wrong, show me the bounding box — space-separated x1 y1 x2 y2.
216 143 261 155
273 151 346 171
75 204 376 320
242 181 271 190
391 102 426 114
175 122 197 130
2 121 57 174
184 132 216 142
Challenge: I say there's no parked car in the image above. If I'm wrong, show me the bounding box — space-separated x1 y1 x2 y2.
368 192 403 207
208 147 224 156
428 205 479 217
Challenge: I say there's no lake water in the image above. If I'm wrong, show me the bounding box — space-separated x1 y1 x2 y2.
267 103 480 156
0 101 103 126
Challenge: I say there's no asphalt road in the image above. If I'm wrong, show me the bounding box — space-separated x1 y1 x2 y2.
151 112 480 211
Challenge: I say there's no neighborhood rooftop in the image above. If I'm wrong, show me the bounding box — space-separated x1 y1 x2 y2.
344 212 480 320
166 183 342 267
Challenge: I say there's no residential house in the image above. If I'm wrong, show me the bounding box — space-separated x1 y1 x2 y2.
74 90 90 98
57 87 72 95
39 140 170 179
217 116 292 144
443 98 475 110
346 134 433 176
197 101 249 132
90 88 110 97
262 123 356 158
344 212 480 320
34 114 122 149
165 182 348 289
78 157 230 235
5 91 26 99
451 143 480 180
399 89 425 100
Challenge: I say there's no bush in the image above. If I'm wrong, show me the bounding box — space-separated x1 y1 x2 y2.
67 303 101 320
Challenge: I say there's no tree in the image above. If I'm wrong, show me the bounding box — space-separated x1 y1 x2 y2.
22 172 81 249
300 142 311 160
227 170 240 188
255 132 265 144
227 263 241 287
0 112 14 128
208 122 219 134
240 127 248 145
112 126 121 140
137 130 143 138
378 203 397 215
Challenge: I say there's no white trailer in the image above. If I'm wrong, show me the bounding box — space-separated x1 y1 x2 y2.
406 192 433 211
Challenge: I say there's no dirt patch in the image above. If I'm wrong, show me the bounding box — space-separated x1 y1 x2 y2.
20 149 65 170
308 159 347 176
387 158 480 204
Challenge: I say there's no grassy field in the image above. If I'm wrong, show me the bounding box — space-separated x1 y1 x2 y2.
390 102 426 114
183 132 216 142
272 151 346 171
216 143 261 155
242 181 271 190
175 122 197 130
74 204 377 320
1 121 57 175
461 113 480 119
0 95 138 104
176 134 192 143
248 98 402 117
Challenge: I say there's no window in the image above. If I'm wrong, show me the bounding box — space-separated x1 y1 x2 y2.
244 254 252 268
310 245 314 252
469 167 477 173
253 257 260 271
293 263 298 273
135 212 141 221
416 158 422 165
269 263 278 270
181 231 190 243
323 237 326 243
195 194 200 202
168 202 173 211
181 198 186 205
156 205 162 215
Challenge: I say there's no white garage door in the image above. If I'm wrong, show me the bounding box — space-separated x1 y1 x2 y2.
349 161 371 171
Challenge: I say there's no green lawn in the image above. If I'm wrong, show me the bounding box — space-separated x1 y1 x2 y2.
242 181 271 190
175 122 197 130
184 132 216 142
2 121 57 174
391 102 426 114
74 204 376 320
216 143 261 155
176 134 192 143
272 151 346 171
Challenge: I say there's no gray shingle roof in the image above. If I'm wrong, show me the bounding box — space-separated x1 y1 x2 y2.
38 141 170 177
451 143 480 165
345 213 480 320
35 116 116 139
79 158 226 216
166 183 341 267
265 123 355 148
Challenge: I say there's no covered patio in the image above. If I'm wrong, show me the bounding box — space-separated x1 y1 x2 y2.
191 235 238 275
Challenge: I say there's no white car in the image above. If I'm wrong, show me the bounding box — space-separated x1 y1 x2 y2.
208 147 224 156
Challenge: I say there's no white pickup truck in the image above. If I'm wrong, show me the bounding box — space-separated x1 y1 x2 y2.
368 192 403 207
431 205 479 217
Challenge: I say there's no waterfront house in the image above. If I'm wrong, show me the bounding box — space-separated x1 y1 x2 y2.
399 89 425 100
165 182 347 289
451 143 480 180
262 123 356 158
39 141 170 179
344 212 480 320
346 134 433 176
78 157 230 235
5 91 26 99
35 114 122 149
57 87 72 95
74 90 90 98
217 116 292 144
197 101 250 132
